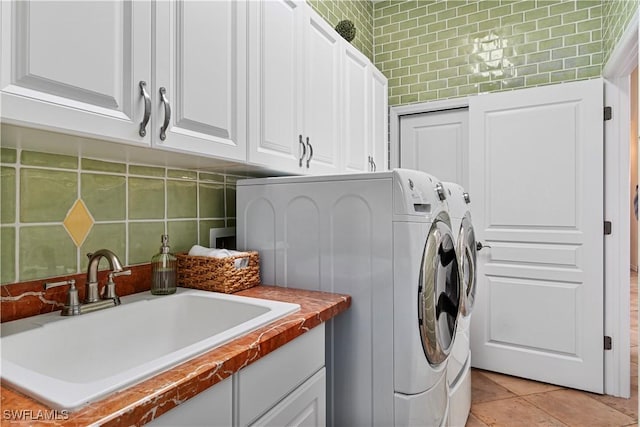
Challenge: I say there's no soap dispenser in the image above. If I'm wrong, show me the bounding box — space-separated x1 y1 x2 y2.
151 234 177 295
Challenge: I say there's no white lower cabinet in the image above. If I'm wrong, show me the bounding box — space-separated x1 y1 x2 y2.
147 324 325 426
146 376 233 426
237 324 325 426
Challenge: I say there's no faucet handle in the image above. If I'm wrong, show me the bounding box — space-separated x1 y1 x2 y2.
103 270 129 305
43 279 76 290
111 269 132 278
43 279 80 316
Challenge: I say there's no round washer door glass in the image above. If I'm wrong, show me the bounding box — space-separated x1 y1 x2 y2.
458 215 477 316
418 217 461 366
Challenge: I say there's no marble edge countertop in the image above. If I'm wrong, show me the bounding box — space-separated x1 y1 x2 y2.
0 286 351 426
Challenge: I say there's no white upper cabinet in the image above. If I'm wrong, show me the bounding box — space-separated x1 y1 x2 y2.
300 7 341 175
0 1 152 146
341 43 371 173
248 1 342 175
342 42 388 173
370 67 388 172
153 1 246 161
1 0 246 161
1 0 387 173
247 0 303 174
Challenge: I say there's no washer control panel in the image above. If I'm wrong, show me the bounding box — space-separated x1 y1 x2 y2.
393 169 442 216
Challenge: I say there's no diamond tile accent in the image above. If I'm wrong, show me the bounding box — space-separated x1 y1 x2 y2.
63 199 94 247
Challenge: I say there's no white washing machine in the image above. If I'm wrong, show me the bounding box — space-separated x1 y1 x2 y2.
237 170 461 426
442 182 478 427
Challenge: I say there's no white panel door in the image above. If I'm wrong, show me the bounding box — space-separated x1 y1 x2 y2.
371 67 388 172
342 43 371 173
301 7 341 175
0 0 151 146
247 0 304 174
400 108 468 187
469 79 604 393
154 0 246 161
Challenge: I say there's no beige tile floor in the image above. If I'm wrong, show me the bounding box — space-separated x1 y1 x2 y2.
465 271 639 427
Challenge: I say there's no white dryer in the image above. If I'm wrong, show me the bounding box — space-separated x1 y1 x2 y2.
442 182 478 427
237 170 461 426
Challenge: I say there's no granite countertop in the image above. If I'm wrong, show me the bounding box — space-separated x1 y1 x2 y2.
0 285 350 426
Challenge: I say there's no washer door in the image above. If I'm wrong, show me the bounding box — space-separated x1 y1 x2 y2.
457 214 477 316
418 214 460 366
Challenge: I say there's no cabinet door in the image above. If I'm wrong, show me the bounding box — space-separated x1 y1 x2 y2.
153 0 246 161
247 0 304 174
341 42 371 173
301 7 341 175
370 67 388 172
251 368 326 427
0 0 151 146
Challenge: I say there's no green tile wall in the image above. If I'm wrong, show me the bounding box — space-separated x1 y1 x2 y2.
373 0 604 106
308 0 374 61
0 149 242 284
603 0 639 65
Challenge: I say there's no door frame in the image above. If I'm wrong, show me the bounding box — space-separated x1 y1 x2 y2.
602 10 638 398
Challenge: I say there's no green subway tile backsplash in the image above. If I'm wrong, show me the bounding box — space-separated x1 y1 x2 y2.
3 147 245 284
81 174 126 221
167 221 198 254
129 222 165 265
20 168 77 223
199 182 225 218
19 225 77 281
1 227 16 284
168 169 197 180
0 148 17 164
128 177 165 220
81 158 126 174
1 167 16 224
226 186 236 218
128 165 165 177
167 180 197 219
373 0 609 106
21 150 78 169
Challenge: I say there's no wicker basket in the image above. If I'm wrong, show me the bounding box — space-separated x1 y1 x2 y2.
176 251 260 293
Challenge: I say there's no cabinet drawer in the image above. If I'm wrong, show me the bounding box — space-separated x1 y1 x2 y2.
237 324 325 426
146 376 232 426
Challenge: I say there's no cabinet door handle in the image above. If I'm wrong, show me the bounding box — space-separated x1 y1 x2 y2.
298 134 307 167
306 137 313 168
159 87 171 141
138 81 151 137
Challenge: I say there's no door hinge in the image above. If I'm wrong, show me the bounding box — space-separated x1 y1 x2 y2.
604 221 612 235
604 106 612 121
604 336 612 350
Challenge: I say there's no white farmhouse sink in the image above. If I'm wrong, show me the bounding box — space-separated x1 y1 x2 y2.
0 288 299 410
